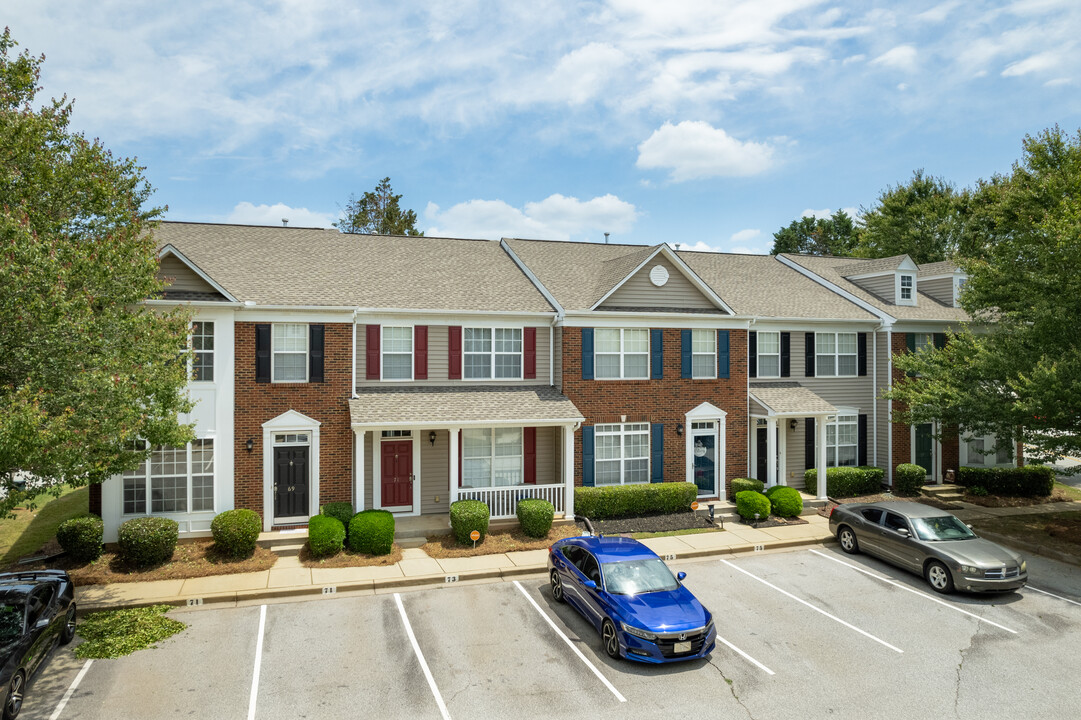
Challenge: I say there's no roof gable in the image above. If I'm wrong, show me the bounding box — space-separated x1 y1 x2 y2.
157 245 236 302
592 244 733 314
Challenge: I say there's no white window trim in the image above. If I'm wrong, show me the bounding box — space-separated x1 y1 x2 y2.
461 427 524 488
960 433 1014 467
380 325 414 382
897 273 917 306
691 329 717 379
953 276 967 308
684 402 727 499
122 440 216 516
462 326 524 382
756 330 781 378
595 328 650 380
825 410 859 468
190 321 215 384
816 331 858 378
271 323 309 384
594 422 650 485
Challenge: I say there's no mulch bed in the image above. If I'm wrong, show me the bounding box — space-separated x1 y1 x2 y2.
579 511 718 535
423 524 581 559
960 487 1071 507
970 511 1081 555
738 515 808 529
299 544 403 567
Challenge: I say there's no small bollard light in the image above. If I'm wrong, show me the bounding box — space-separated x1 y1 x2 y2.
708 504 715 523
753 512 760 528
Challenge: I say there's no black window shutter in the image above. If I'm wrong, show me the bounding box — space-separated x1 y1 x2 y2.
858 414 868 466
309 324 325 383
857 333 868 377
933 333 946 349
804 417 815 468
255 324 271 383
748 331 758 378
780 332 791 377
804 332 815 377
906 333 916 353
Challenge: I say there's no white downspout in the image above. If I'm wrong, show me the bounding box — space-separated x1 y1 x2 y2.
872 328 877 468
886 328 893 487
351 310 358 398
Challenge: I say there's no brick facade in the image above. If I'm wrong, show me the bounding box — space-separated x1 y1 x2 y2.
561 327 748 498
234 322 354 523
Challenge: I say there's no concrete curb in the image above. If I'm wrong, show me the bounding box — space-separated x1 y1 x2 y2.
76 533 838 614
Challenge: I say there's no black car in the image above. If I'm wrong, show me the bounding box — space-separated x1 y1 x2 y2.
0 571 77 720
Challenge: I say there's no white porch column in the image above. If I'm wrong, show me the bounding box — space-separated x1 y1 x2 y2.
449 426 460 504
817 414 829 500
564 425 576 518
766 417 778 487
354 429 366 511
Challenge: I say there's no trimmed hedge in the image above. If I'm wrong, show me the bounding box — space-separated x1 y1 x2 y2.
517 499 555 538
450 500 490 545
767 486 803 517
893 464 926 497
210 509 262 558
348 510 395 555
308 515 346 558
956 465 1055 498
321 503 355 539
117 516 179 568
56 515 103 562
574 482 697 520
805 466 885 497
735 491 771 521
731 478 765 495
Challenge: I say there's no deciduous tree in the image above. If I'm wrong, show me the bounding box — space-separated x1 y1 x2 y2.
770 210 858 256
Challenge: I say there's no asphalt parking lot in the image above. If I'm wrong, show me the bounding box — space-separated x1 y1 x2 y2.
21 546 1081 720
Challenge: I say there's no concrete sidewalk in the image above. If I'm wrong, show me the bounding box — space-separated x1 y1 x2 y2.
75 514 837 613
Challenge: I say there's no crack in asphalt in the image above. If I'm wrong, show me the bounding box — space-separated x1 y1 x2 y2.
707 655 755 720
954 623 981 719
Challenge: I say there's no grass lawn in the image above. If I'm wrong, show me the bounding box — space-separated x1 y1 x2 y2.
1054 482 1081 502
970 511 1081 559
0 485 88 565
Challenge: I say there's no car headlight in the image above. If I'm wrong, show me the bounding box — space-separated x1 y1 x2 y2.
620 622 657 641
1020 560 1027 573
958 564 982 576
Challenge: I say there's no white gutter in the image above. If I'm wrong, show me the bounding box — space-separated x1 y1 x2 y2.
353 306 557 318
351 309 358 399
549 325 554 387
887 327 893 486
144 299 244 308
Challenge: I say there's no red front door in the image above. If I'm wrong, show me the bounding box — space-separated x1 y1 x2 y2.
381 441 413 508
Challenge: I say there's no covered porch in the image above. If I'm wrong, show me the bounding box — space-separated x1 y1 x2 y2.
349 385 584 520
748 383 836 500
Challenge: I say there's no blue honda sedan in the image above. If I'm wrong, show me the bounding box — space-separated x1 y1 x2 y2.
547 534 715 663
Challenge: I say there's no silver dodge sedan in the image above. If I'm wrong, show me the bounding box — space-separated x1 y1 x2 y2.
828 501 1027 594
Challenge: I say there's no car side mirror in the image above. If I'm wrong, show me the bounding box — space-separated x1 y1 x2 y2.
34 618 50 632
896 527 910 537
677 571 687 582
583 580 597 590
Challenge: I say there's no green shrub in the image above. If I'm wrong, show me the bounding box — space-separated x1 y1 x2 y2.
805 466 884 497
767 487 803 517
574 482 697 519
735 490 771 521
893 464 926 497
731 478 765 495
117 516 179 568
307 515 345 558
321 503 355 539
517 499 555 538
956 465 1054 497
450 500 490 544
968 486 989 497
56 515 104 563
348 510 395 555
210 509 262 558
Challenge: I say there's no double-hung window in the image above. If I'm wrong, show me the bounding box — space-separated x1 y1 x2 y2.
964 435 1012 466
595 329 648 379
464 328 522 379
826 415 858 467
816 332 857 377
462 428 523 487
757 331 780 377
191 321 214 382
595 423 649 485
381 327 412 380
900 274 914 301
272 323 307 382
691 330 716 378
122 440 215 515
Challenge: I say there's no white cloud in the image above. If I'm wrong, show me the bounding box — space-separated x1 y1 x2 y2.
669 240 722 253
1002 51 1061 76
730 244 770 255
871 45 919 71
636 121 776 181
224 202 336 228
424 194 638 242
730 228 762 243
801 207 832 219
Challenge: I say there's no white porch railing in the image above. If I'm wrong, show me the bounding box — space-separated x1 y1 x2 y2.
455 483 566 519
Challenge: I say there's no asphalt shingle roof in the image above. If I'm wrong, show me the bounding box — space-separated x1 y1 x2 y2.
837 255 910 277
749 383 837 416
917 260 962 276
349 385 585 426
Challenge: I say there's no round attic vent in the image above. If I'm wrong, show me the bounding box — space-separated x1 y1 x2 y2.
649 265 670 287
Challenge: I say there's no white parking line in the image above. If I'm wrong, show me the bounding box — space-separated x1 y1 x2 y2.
1028 585 1081 608
49 659 92 720
719 558 904 654
512 581 627 703
714 634 775 675
395 593 452 720
247 604 266 720
809 549 1019 634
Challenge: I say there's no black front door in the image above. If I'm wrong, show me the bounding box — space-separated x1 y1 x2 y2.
274 446 309 518
756 427 768 480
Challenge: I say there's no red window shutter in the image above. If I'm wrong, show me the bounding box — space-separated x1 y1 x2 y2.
414 326 428 380
524 427 537 484
448 326 462 379
524 327 537 379
366 325 380 380
458 429 463 487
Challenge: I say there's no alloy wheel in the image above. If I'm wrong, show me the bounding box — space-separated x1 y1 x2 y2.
5 672 23 720
839 527 859 554
926 561 954 594
550 570 564 602
61 604 77 645
602 620 620 659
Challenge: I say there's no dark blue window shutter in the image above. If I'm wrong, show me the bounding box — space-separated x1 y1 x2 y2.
717 330 729 378
651 424 664 483
581 426 595 487
651 329 663 379
581 328 594 380
680 329 692 378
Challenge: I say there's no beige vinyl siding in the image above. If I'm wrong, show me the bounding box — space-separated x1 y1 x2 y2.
854 273 895 303
785 424 807 489
600 255 718 311
920 277 953 306
421 431 450 514
535 426 560 484
362 432 374 511
158 255 221 295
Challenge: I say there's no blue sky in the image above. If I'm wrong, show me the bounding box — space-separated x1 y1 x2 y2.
8 1 1081 253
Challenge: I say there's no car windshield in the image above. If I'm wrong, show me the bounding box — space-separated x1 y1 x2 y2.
602 558 679 595
0 603 24 641
911 515 978 541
